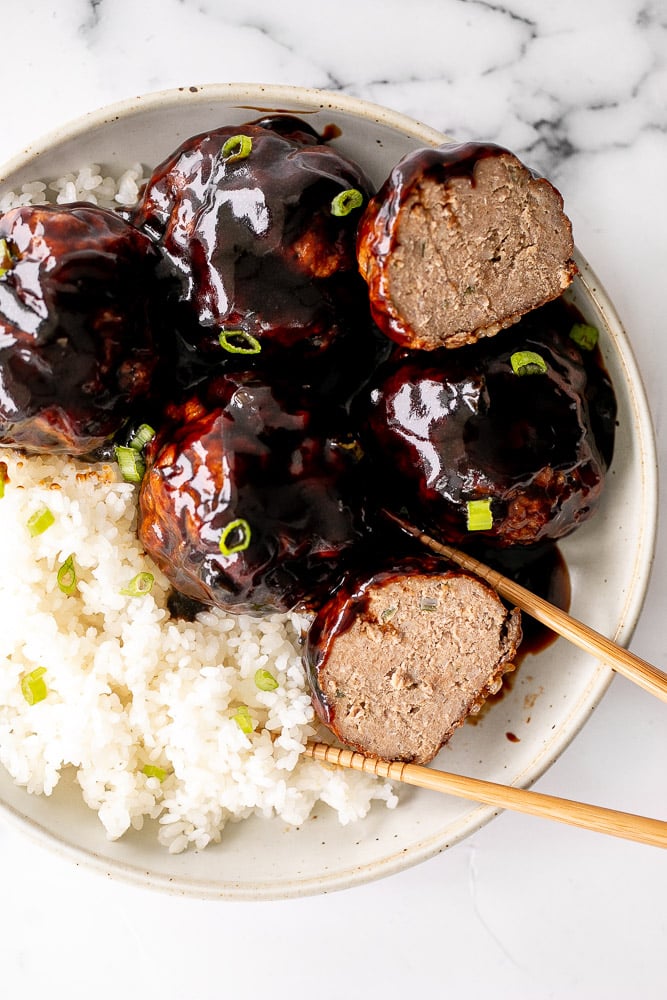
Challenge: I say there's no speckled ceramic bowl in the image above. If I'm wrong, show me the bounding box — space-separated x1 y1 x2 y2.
0 84 657 899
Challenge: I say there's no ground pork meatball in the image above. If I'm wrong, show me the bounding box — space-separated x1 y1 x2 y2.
362 300 615 548
131 118 372 359
137 373 367 614
0 203 161 454
357 141 576 350
305 556 522 763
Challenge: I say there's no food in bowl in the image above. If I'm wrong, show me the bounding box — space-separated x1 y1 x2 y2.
0 203 162 454
137 374 367 614
130 116 371 359
357 142 577 350
362 298 616 548
0 113 616 853
305 557 522 764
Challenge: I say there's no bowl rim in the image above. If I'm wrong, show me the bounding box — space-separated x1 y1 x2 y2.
0 81 450 185
0 82 658 899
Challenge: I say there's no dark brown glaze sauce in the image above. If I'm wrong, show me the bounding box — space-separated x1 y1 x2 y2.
137 372 367 615
130 119 372 364
120 116 398 619
362 298 616 549
0 204 162 454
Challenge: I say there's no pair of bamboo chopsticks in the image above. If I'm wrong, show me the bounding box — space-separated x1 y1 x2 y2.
303 513 667 849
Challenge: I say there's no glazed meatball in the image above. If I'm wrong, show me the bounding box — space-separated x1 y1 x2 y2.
363 300 615 547
131 118 372 360
0 204 161 454
357 142 576 350
137 373 367 614
305 556 521 763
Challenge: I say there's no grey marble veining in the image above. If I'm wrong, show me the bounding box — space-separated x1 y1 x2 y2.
0 2 666 998
7 2 665 183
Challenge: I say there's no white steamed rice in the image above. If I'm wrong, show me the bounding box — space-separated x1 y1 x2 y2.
0 165 398 853
0 163 147 213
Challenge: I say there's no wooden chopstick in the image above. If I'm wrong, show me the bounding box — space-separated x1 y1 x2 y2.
384 511 667 704
305 740 667 848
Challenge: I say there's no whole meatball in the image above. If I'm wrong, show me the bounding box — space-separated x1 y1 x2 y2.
137 373 367 614
131 118 372 360
0 204 161 454
363 301 616 547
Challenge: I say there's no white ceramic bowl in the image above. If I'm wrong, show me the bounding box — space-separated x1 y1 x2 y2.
0 83 657 899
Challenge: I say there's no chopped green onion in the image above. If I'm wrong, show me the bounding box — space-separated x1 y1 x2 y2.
115 445 146 483
330 188 363 217
466 498 494 532
380 606 397 624
128 423 156 451
510 350 547 376
0 461 7 499
0 238 13 278
57 554 77 596
419 597 438 612
20 667 48 706
222 134 253 163
232 705 255 734
120 571 154 597
255 668 279 692
569 323 599 351
334 438 364 461
142 764 167 782
27 506 55 537
219 518 252 556
218 329 262 355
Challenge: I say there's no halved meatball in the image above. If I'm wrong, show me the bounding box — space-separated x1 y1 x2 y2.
357 142 576 350
305 557 521 763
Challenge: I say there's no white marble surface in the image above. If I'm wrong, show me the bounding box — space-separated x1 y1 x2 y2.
1 1 666 997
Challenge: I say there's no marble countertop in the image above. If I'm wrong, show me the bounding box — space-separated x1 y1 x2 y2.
1 1 666 997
